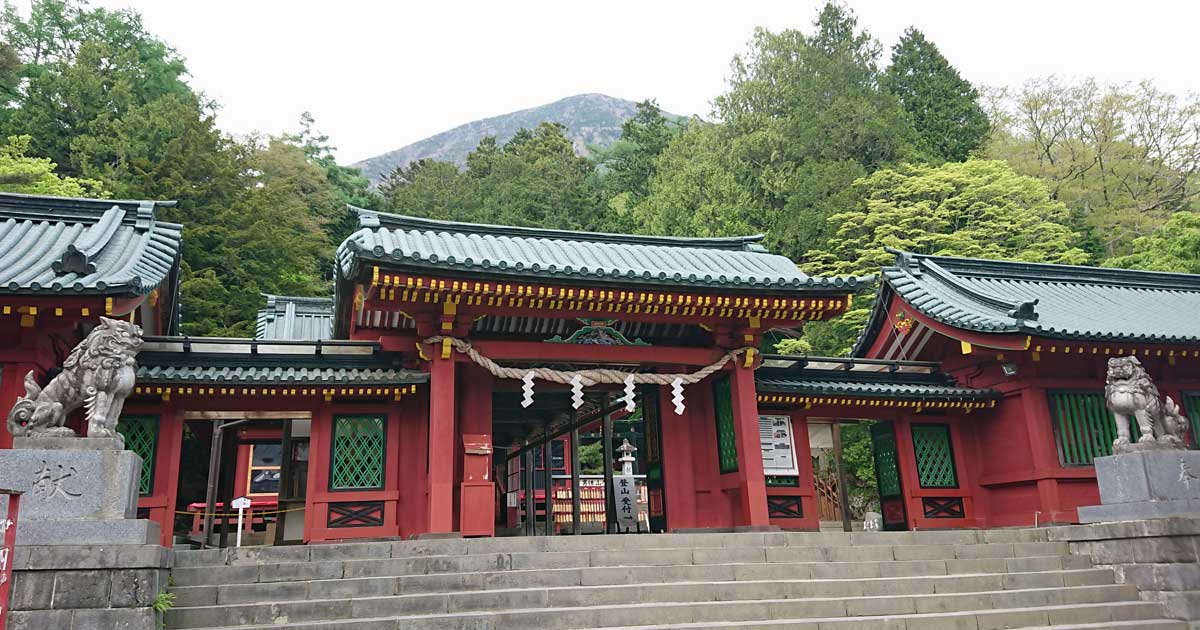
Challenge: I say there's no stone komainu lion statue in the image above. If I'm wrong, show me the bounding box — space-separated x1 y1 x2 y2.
6 317 143 446
1105 355 1190 453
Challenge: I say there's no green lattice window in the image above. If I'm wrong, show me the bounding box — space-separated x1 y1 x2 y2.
872 427 902 497
1182 394 1200 450
330 415 386 490
713 376 738 474
117 416 158 495
911 424 958 488
1049 391 1132 466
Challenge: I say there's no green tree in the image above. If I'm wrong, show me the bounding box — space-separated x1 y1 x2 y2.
379 158 468 220
639 3 920 260
594 99 679 203
179 138 335 336
381 123 607 231
1104 211 1200 274
804 159 1089 355
287 112 379 243
884 28 988 162
1 0 190 172
0 134 103 195
986 78 1200 257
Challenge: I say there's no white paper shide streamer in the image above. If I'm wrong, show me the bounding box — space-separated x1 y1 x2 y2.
671 377 685 415
570 374 584 409
622 374 636 412
521 371 535 408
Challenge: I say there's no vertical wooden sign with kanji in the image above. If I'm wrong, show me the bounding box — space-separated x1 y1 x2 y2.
0 490 21 629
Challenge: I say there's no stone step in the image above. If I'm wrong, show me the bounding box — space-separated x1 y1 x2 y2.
164 583 1141 628
169 542 1073 586
182 600 1167 630
173 530 1054 568
171 555 1095 606
170 564 1112 608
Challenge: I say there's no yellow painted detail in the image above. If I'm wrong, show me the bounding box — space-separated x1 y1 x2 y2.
960 341 972 355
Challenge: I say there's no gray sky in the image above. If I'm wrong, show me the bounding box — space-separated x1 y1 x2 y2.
15 0 1199 163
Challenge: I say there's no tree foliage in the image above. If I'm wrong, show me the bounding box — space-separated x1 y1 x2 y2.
884 28 989 162
381 122 606 230
1105 211 1200 274
636 3 922 261
0 134 103 195
804 159 1089 355
986 78 1200 257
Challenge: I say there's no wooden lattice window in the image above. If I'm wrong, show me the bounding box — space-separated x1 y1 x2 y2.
330 416 386 490
712 376 738 474
911 424 958 488
1049 391 1129 466
117 416 157 496
871 428 901 497
1183 394 1200 450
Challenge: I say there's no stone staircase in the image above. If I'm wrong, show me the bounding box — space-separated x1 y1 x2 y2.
166 529 1185 630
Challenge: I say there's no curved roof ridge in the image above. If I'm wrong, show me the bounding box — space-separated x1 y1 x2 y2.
908 250 1200 291
353 206 768 252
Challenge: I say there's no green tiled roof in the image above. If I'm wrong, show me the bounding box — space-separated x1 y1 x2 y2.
137 362 424 386
136 337 426 387
0 193 182 296
853 250 1200 356
756 356 998 402
255 294 333 341
336 209 868 292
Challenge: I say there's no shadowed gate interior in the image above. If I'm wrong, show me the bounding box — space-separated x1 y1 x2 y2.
492 385 665 535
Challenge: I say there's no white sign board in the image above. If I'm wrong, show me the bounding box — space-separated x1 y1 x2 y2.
613 475 639 532
506 492 518 508
231 496 252 510
759 415 799 476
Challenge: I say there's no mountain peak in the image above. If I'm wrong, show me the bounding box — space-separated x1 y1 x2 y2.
352 94 663 184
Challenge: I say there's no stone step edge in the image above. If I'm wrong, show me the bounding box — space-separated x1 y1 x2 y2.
180 540 1063 568
189 601 1164 630
168 568 1114 607
170 552 1084 587
165 583 1138 621
170 554 1091 588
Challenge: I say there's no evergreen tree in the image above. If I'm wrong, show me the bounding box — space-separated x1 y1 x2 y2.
804 159 1089 355
884 28 989 162
638 2 920 260
0 134 104 195
288 112 380 244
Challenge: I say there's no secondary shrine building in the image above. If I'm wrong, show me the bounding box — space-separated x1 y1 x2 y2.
1 192 1198 546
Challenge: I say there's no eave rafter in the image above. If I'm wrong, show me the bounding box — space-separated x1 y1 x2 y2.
132 383 420 403
361 268 851 329
757 394 997 412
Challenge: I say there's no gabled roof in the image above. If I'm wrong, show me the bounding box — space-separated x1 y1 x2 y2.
336 209 868 293
255 294 333 341
853 250 1200 356
756 355 999 403
0 192 182 296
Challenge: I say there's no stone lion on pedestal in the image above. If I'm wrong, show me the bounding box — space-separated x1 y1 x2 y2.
6 317 143 446
1105 355 1190 453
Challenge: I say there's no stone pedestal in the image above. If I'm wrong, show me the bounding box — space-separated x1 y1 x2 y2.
1078 450 1200 523
0 437 158 545
0 437 165 630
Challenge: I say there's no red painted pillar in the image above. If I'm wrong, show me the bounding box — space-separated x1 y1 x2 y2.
156 404 183 547
1021 387 1064 523
303 403 331 542
457 365 493 536
427 351 457 533
729 363 769 527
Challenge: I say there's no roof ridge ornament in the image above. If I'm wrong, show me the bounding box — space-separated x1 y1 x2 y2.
52 206 128 275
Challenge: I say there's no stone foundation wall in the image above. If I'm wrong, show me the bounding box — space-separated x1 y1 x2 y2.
1052 517 1200 627
6 544 169 630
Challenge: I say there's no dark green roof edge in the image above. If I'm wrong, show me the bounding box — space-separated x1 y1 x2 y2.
355 207 771 251
755 359 999 402
852 250 1200 356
